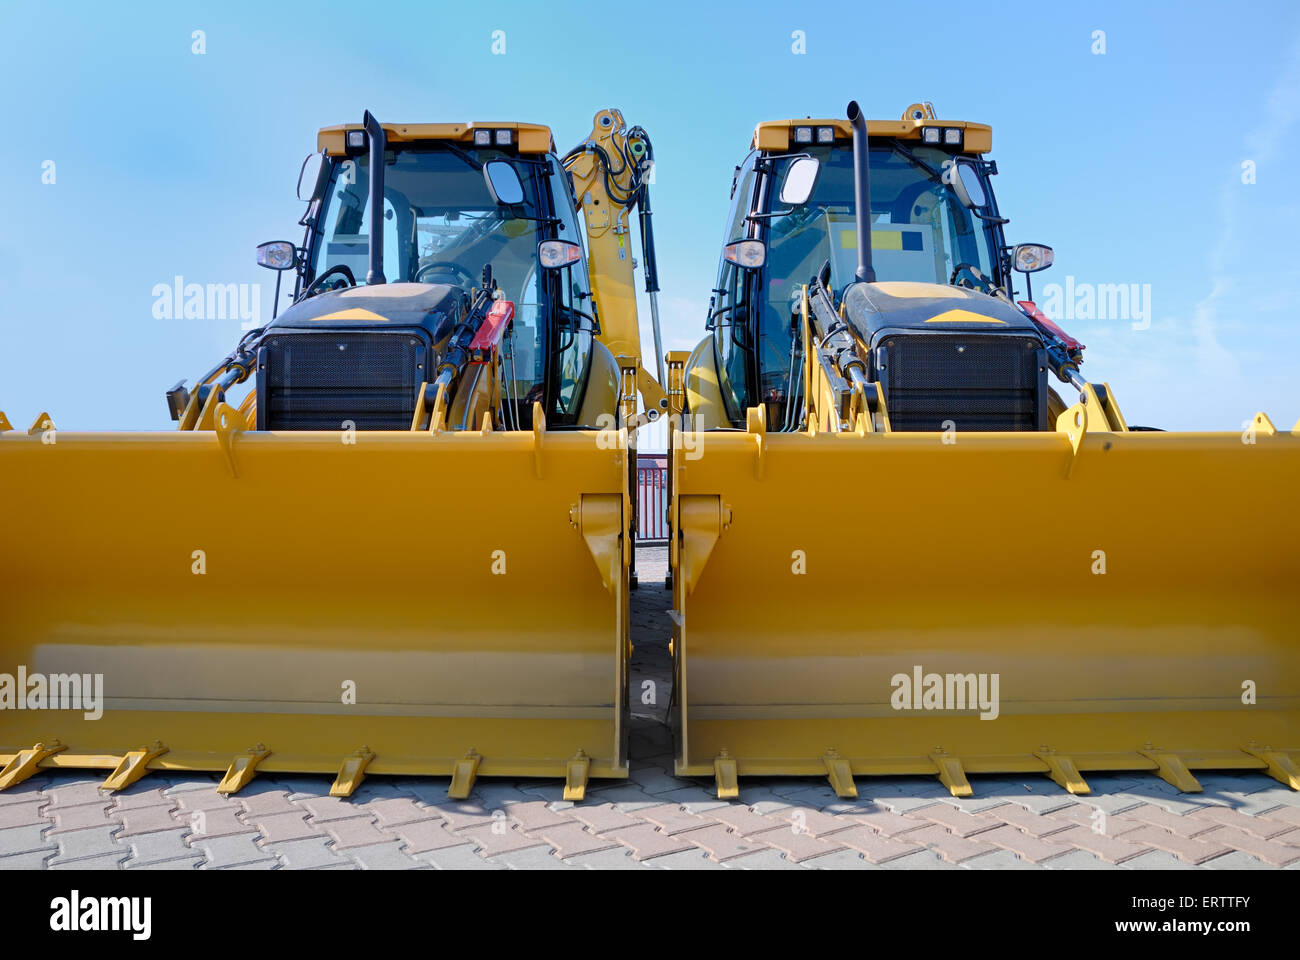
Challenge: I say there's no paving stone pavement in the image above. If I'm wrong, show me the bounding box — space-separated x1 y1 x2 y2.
4 547 1298 871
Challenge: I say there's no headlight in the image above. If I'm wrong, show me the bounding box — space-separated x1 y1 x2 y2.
723 239 766 269
538 240 584 269
1013 243 1055 273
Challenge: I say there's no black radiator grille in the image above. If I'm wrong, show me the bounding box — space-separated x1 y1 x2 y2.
878 334 1043 432
261 333 424 430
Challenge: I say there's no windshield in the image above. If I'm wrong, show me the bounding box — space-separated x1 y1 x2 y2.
762 142 996 311
310 144 551 421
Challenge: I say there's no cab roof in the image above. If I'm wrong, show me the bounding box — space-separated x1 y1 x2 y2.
317 121 555 156
753 102 991 155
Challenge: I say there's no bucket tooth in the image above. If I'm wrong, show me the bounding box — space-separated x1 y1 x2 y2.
27 411 54 436
563 751 591 802
1035 749 1091 795
330 747 375 798
0 410 12 430
1139 748 1202 793
217 744 270 795
102 741 168 792
0 741 67 791
713 750 739 800
1243 744 1300 790
448 750 482 800
823 750 857 799
930 753 972 798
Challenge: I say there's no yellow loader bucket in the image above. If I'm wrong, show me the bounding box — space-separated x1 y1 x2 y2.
670 415 1300 799
0 409 629 799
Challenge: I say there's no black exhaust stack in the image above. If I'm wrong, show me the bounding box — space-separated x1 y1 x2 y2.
363 110 386 285
846 101 876 284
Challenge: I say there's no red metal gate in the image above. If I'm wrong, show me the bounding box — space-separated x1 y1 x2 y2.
636 454 669 543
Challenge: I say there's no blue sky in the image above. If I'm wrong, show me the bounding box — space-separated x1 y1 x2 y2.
2 0 1298 431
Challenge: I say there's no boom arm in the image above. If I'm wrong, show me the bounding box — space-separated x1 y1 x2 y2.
563 109 667 424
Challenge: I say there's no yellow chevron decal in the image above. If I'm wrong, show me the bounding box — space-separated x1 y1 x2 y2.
924 309 1007 324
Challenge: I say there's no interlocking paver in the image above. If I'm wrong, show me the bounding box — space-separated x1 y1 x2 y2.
708 803 780 837
45 780 109 808
1187 804 1295 839
123 828 202 867
1046 824 1153 864
249 810 328 843
1043 803 1144 835
323 815 393 850
489 846 577 870
805 849 874 870
345 840 427 870
0 780 50 806
644 849 727 870
431 800 498 831
982 801 1076 838
1119 825 1234 865
49 852 129 870
126 858 203 870
501 799 574 832
369 796 439 828
637 803 712 836
1194 826 1300 866
750 825 847 862
533 821 621 859
722 849 804 870
1 850 57 869
0 801 50 830
762 805 857 839
570 802 644 835
1121 850 1201 870
46 802 116 834
263 836 354 869
298 795 372 823
1202 851 1273 870
828 825 924 864
172 789 243 814
565 847 646 870
235 788 298 817
456 823 552 857
0 824 57 856
680 824 769 862
845 802 932 838
387 819 468 853
962 850 1043 869
903 824 999 864
606 824 697 861
1122 803 1220 837
976 825 1072 864
116 803 184 836
47 825 126 864
1041 849 1119 869
189 833 278 869
110 786 174 810
415 842 506 870
184 806 255 839
904 802 1004 838
879 849 960 870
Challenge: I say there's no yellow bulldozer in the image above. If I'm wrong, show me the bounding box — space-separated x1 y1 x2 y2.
667 101 1299 800
0 109 664 801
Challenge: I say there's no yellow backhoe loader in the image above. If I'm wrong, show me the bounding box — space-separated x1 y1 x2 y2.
0 109 663 801
669 101 1299 800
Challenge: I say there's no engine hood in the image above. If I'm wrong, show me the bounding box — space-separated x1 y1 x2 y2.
843 280 1039 345
269 282 467 341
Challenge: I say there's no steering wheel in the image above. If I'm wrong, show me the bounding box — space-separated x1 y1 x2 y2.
304 264 356 298
416 261 477 287
949 262 993 293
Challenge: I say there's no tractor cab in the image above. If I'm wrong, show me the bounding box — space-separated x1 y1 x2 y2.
181 116 608 433
702 102 1060 431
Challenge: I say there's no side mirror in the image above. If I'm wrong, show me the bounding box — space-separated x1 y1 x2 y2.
779 156 820 206
1012 243 1054 273
297 152 325 202
723 239 765 270
538 239 583 270
484 160 525 206
256 241 296 271
949 159 988 210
